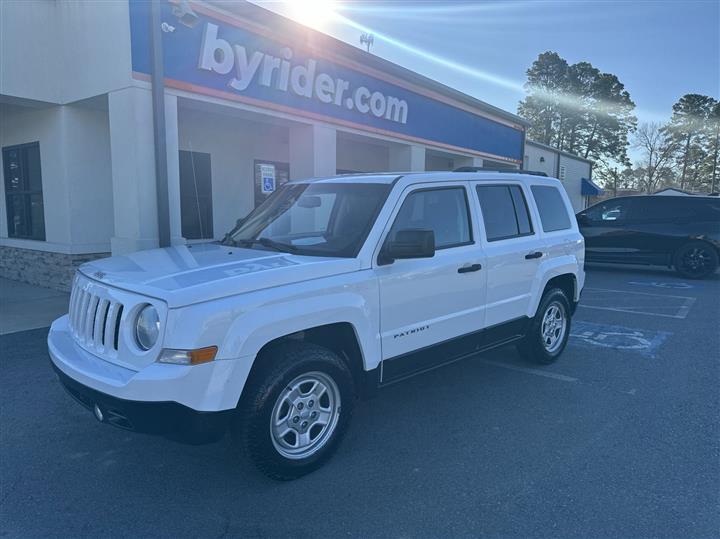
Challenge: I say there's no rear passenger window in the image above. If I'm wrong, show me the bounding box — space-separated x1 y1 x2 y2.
477 185 534 241
389 187 472 249
531 185 572 232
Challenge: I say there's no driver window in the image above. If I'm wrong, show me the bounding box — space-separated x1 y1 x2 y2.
388 187 472 249
585 199 631 222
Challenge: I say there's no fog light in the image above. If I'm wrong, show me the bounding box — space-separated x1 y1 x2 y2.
158 346 218 365
93 404 104 422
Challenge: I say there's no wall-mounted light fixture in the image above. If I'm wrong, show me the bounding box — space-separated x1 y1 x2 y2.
539 156 545 163
171 0 200 28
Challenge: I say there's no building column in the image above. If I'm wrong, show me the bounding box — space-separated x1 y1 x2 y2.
289 124 337 179
454 156 484 169
389 143 426 172
108 87 159 255
164 94 185 246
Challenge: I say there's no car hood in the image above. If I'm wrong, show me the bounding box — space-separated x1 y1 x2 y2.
80 243 361 308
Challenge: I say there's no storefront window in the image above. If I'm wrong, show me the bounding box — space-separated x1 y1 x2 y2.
179 150 214 240
2 142 45 240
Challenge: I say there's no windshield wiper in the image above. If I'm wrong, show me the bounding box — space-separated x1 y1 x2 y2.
230 238 297 253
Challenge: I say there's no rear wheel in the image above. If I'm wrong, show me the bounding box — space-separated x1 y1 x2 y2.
673 241 718 279
517 288 571 365
232 341 354 480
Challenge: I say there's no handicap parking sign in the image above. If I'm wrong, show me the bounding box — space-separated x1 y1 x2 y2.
260 165 276 194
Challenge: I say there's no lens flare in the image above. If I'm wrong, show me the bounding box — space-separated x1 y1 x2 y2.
285 0 338 30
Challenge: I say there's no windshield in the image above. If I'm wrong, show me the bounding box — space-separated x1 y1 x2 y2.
223 182 391 257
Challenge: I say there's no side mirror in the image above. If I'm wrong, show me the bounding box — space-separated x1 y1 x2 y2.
576 213 590 226
380 229 435 265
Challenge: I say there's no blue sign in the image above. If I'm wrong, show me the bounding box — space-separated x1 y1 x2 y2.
129 1 524 162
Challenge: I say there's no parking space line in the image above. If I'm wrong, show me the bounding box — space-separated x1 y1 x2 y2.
581 287 696 319
479 359 578 382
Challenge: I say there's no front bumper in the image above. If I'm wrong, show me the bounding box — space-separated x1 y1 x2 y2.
48 315 252 442
52 363 231 443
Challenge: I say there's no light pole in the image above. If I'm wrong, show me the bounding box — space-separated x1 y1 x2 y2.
149 0 199 248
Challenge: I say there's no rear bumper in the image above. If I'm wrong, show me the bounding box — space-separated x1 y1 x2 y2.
52 361 232 444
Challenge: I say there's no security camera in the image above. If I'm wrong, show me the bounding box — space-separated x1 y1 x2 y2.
171 0 200 28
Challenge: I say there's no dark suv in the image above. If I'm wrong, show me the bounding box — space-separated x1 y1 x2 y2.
577 195 720 279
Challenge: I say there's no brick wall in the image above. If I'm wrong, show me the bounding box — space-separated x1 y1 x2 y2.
0 246 109 292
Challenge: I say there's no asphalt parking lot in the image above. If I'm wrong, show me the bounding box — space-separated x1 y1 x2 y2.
1 266 719 538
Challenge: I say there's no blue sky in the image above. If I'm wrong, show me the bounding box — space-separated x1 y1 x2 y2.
253 0 719 128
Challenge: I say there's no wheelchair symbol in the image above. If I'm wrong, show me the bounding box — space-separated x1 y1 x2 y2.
628 281 693 289
571 330 651 350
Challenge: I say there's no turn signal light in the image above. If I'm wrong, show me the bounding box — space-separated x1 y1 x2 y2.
158 346 218 365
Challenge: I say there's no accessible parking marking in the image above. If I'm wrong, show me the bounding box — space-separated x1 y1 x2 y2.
579 287 696 319
570 320 671 358
628 280 694 290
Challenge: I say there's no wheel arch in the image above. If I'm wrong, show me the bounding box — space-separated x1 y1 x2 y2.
237 321 376 406
528 258 579 318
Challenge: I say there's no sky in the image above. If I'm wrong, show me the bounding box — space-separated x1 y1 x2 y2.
249 0 719 131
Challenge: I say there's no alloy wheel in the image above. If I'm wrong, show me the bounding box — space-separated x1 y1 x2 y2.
269 371 341 460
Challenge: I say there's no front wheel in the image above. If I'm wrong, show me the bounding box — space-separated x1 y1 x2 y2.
232 341 355 480
673 241 719 279
517 288 571 364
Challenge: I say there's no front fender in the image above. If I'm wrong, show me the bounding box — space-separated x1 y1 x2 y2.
226 292 379 371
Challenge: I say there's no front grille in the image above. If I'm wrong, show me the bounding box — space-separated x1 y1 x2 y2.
68 275 124 354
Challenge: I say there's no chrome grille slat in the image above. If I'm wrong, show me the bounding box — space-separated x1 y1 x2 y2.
104 302 119 350
74 287 85 328
77 290 91 338
83 295 99 343
72 289 85 333
68 273 125 356
69 286 81 331
93 299 110 348
68 284 79 330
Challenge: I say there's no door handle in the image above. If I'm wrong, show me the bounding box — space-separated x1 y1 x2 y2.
525 251 543 260
458 263 482 273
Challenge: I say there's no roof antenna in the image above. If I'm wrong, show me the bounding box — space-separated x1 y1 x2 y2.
360 33 374 53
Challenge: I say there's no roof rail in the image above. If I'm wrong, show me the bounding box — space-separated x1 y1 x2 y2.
453 166 548 177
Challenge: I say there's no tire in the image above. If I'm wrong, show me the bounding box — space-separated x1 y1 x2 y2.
517 288 572 365
232 341 355 480
673 241 719 280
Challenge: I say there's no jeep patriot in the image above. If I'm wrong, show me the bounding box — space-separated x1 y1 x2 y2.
48 171 585 479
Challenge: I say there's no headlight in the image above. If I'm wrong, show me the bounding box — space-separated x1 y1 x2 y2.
135 305 160 350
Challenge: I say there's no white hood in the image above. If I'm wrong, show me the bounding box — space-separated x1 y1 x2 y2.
80 243 361 308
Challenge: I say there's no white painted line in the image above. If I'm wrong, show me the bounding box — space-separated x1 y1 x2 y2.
585 287 695 300
581 287 696 319
675 298 696 319
578 304 695 319
479 359 578 383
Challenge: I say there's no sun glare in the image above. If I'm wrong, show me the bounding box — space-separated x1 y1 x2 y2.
285 0 337 30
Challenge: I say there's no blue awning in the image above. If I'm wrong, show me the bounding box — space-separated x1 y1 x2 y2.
581 177 603 196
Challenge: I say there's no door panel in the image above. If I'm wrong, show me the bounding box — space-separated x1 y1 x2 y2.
482 235 541 326
474 182 540 326
376 183 486 378
579 198 637 263
377 245 486 363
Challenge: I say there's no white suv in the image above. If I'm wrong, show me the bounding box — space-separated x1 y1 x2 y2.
48 171 584 479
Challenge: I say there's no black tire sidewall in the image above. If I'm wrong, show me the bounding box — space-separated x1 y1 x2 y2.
235 343 355 480
522 288 572 364
673 241 719 280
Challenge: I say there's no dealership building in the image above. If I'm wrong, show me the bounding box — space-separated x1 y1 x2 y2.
0 0 595 290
